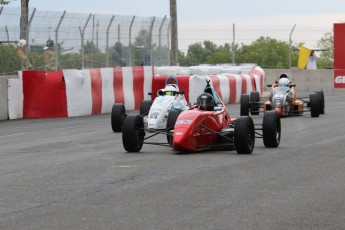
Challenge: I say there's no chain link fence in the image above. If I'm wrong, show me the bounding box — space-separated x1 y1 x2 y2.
0 7 171 74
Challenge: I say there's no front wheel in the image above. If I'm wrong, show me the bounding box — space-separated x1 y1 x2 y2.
140 100 153 116
122 114 145 152
111 103 126 132
240 94 250 116
262 111 281 147
234 116 255 154
166 110 182 145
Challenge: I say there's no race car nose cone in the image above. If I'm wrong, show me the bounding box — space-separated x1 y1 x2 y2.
274 108 283 116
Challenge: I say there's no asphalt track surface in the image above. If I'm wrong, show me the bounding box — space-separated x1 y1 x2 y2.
1 91 345 230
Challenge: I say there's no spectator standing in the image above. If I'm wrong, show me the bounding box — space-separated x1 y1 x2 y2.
112 42 126 67
141 49 151 66
43 39 55 71
17 39 31 70
306 50 317 70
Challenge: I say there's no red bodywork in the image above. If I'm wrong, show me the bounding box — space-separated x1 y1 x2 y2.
173 103 234 152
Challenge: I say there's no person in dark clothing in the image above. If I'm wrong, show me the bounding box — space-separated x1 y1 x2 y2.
112 42 126 67
141 49 151 66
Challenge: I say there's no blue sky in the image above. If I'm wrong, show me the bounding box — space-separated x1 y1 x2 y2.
6 0 345 51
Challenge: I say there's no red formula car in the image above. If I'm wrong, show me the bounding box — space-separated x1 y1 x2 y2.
122 80 281 154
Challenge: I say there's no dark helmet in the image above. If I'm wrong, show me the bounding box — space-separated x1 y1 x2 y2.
165 76 178 86
197 93 214 111
279 73 289 79
46 39 54 47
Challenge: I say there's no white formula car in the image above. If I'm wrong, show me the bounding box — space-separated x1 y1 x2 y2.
111 77 190 133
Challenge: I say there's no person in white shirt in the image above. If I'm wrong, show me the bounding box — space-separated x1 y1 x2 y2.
306 51 317 70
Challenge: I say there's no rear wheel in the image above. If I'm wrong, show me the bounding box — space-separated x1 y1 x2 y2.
263 111 281 147
250 91 260 115
140 100 153 116
234 116 255 154
166 110 182 145
111 104 126 132
240 94 250 116
315 90 325 114
310 93 320 117
122 114 145 152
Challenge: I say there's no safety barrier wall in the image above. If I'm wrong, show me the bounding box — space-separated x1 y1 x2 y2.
63 66 153 117
152 66 264 104
2 67 337 120
0 75 19 120
10 66 153 119
2 65 262 119
264 69 334 92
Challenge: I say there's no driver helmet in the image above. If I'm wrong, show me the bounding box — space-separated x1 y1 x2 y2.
164 84 177 96
17 39 27 48
278 78 290 87
44 39 54 50
279 73 289 79
197 93 214 111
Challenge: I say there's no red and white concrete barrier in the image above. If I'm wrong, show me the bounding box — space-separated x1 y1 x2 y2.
7 65 263 119
63 66 153 117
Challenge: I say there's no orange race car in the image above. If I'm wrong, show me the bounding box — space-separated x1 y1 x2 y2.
240 74 325 117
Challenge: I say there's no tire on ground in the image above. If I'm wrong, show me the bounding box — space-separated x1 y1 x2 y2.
111 103 126 132
310 93 320 117
166 110 182 145
315 90 325 114
250 91 260 115
262 111 281 147
240 94 250 116
140 100 153 116
234 116 255 154
122 114 145 152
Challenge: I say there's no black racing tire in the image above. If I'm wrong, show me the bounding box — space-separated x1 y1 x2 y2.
240 94 250 116
166 110 182 145
310 93 320 118
234 116 255 154
262 111 281 148
315 90 325 114
111 103 126 132
122 114 145 152
140 100 153 116
250 91 260 115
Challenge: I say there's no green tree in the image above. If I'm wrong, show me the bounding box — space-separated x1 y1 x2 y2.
0 0 10 5
0 45 20 75
206 43 232 64
237 37 290 68
317 32 333 69
180 40 223 66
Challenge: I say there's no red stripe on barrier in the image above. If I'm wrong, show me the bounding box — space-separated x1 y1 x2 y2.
23 71 67 118
176 76 190 102
132 66 145 109
227 75 237 104
89 68 103 115
152 76 167 100
249 75 257 92
210 75 222 99
113 67 124 103
240 75 247 94
249 69 264 93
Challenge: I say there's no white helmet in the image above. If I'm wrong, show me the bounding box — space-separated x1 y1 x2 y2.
164 84 177 96
278 78 290 87
17 39 26 47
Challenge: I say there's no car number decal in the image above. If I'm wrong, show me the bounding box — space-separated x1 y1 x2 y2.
176 120 192 124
